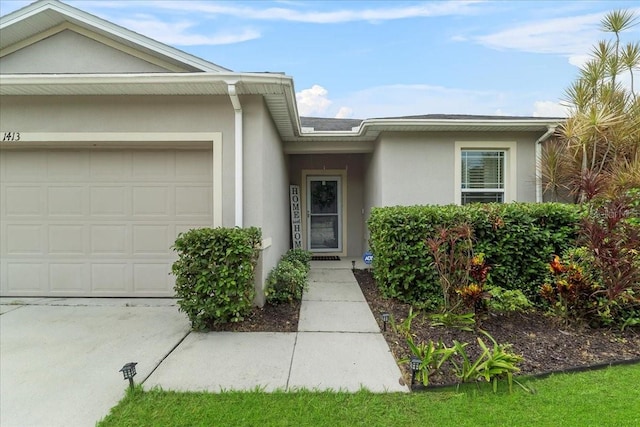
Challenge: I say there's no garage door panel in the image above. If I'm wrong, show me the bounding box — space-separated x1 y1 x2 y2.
47 151 87 179
132 186 171 216
1 148 214 297
6 225 43 254
176 151 212 180
49 263 87 293
91 225 128 254
49 225 84 254
5 186 43 215
176 186 211 216
3 151 46 181
133 225 171 254
90 151 130 179
91 264 129 293
7 263 46 293
134 264 172 293
90 187 128 216
132 151 172 179
48 186 85 216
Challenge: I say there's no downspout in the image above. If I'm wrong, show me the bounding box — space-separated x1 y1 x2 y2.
227 82 243 227
535 125 557 203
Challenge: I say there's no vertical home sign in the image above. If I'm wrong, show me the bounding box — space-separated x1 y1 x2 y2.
290 185 303 249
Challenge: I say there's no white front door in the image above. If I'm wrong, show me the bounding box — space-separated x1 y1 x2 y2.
307 176 342 252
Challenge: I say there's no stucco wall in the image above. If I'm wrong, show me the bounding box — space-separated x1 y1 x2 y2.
0 30 172 74
374 131 539 206
243 98 290 305
377 132 455 205
288 154 366 257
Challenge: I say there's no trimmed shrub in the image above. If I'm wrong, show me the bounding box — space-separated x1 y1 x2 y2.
282 249 312 272
265 249 312 304
368 203 582 307
172 227 262 330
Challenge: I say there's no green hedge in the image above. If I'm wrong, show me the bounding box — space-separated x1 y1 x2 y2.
172 227 262 330
368 203 582 308
265 249 312 304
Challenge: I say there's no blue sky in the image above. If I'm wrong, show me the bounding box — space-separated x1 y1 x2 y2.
2 0 639 119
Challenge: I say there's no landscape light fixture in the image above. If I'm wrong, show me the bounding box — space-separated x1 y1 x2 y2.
410 356 421 386
381 312 389 332
119 362 138 390
351 260 356 271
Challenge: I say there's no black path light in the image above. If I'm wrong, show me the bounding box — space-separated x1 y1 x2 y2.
381 312 389 332
351 260 356 271
119 362 138 390
410 356 421 386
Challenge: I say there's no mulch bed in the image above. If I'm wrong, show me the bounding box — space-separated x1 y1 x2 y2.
206 300 300 332
354 269 640 386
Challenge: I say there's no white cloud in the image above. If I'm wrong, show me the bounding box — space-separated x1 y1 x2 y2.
119 16 260 45
335 107 354 119
532 101 570 118
296 85 333 116
568 54 591 68
475 13 602 56
473 7 640 66
90 0 483 24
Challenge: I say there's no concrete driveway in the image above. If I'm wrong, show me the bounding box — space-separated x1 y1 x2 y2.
0 298 190 427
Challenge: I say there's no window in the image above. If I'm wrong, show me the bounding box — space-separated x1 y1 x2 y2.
461 150 505 205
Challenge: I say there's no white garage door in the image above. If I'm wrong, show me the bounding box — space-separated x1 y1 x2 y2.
0 148 214 297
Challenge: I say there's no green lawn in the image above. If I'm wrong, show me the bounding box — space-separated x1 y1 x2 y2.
98 363 640 427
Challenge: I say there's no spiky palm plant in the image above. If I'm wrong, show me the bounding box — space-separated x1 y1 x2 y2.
541 9 640 202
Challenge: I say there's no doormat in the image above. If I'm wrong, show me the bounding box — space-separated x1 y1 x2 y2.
311 255 341 261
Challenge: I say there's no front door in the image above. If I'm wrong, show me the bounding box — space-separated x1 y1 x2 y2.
307 176 342 252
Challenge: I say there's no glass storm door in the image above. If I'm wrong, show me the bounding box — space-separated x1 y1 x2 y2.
307 176 342 252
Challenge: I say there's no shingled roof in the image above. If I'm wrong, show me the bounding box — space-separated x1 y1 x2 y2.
300 116 364 131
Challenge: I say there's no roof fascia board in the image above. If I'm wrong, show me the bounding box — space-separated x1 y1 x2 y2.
0 0 228 72
361 118 560 128
0 22 188 72
0 71 294 86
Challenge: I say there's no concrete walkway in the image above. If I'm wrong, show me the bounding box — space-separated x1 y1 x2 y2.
145 260 408 393
0 260 406 427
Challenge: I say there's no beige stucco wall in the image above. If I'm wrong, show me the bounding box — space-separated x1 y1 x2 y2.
243 99 290 305
371 131 539 206
0 30 172 74
376 132 455 205
288 154 366 257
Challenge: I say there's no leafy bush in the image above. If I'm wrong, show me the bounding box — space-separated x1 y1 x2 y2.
451 331 523 393
540 191 640 327
265 249 312 304
403 330 523 393
172 227 262 330
486 286 533 313
368 203 582 307
282 249 313 270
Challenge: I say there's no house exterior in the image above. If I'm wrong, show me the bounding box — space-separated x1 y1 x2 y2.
0 0 559 303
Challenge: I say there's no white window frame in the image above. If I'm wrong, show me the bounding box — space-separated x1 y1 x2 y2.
454 141 517 205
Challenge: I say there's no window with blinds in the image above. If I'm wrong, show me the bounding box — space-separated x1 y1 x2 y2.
461 150 505 205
